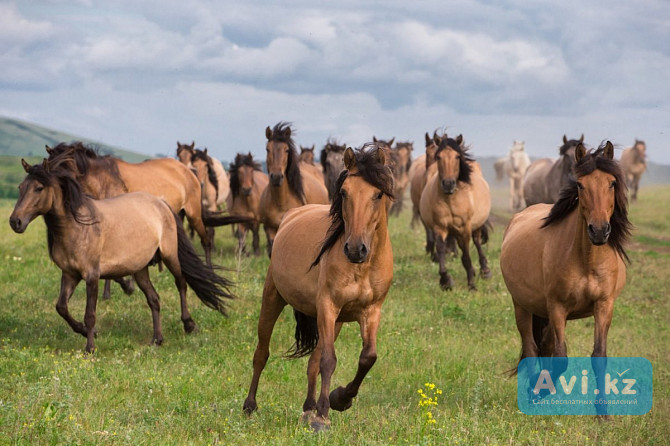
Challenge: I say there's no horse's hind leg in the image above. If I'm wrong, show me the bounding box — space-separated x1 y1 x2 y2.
55 273 86 336
83 277 100 353
243 274 287 414
161 252 196 333
303 322 343 417
252 223 261 257
329 305 382 413
472 229 491 279
456 231 477 290
132 267 163 346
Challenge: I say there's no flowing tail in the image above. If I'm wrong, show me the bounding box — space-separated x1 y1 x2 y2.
285 310 319 359
174 213 235 315
202 211 252 227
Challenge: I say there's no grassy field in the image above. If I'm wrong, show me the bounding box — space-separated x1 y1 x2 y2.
0 184 668 445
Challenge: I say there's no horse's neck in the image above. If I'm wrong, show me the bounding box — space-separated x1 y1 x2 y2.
269 179 298 208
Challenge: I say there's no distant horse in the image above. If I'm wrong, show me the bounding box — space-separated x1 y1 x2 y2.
178 145 230 210
389 141 413 217
299 145 317 165
494 140 531 211
260 123 329 256
46 143 246 265
409 132 440 251
9 157 236 353
419 135 492 290
500 142 631 417
320 139 347 200
523 135 584 206
372 136 395 162
620 139 646 201
243 145 395 432
227 152 269 256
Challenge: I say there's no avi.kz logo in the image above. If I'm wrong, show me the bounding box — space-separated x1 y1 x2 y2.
517 357 652 415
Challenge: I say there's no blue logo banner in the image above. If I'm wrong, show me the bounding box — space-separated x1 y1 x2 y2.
517 357 652 415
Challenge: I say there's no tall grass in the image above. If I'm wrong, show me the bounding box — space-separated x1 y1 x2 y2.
0 184 668 445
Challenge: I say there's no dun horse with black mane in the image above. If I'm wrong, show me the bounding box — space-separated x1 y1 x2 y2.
501 142 631 418
260 122 329 256
244 145 395 431
9 156 236 353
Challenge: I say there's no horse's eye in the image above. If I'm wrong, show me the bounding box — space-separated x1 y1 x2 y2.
35 186 44 192
610 180 616 189
340 189 347 199
576 182 584 190
375 191 383 200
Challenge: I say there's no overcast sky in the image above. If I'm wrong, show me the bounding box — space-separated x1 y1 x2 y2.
1 0 668 164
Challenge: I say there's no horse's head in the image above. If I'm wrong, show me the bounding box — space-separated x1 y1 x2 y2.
177 141 195 165
509 140 526 170
337 146 394 263
265 122 295 187
574 141 622 246
10 159 55 233
392 142 413 178
191 149 215 190
435 134 472 195
299 145 315 164
633 139 647 161
232 152 260 197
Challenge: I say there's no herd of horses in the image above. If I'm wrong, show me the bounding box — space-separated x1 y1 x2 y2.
8 123 646 427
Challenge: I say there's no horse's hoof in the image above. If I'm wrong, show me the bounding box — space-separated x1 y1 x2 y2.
242 398 257 415
480 268 492 279
152 336 163 346
329 386 353 412
300 410 316 424
102 292 111 300
309 415 331 433
468 283 477 292
183 319 197 334
439 273 453 291
121 280 135 295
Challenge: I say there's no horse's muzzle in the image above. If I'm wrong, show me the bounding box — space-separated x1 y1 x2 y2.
344 242 369 263
9 215 26 234
269 173 284 187
588 223 611 246
241 187 252 196
441 179 457 195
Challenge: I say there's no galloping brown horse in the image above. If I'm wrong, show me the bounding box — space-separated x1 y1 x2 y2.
389 141 413 216
419 135 492 290
620 139 646 201
501 142 631 417
259 123 329 256
178 145 230 210
243 145 395 431
299 145 317 164
227 152 269 256
523 135 584 206
9 157 236 352
176 141 195 166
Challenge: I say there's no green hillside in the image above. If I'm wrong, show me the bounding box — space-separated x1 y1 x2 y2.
0 116 150 163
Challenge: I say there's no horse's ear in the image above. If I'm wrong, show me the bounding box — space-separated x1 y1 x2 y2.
575 143 586 162
389 137 395 146
311 144 315 150
563 135 568 144
45 145 53 155
265 126 272 140
283 126 291 139
603 141 614 159
425 132 431 145
344 147 356 170
203 148 208 156
41 158 49 172
190 141 195 149
21 158 31 172
579 134 584 143
456 134 463 145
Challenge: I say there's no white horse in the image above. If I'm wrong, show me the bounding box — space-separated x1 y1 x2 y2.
494 140 531 211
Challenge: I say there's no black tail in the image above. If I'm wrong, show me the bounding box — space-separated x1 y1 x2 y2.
174 214 235 315
508 314 549 377
285 310 319 359
202 211 252 228
479 219 493 245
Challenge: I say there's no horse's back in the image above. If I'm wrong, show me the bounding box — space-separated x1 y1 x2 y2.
270 204 331 315
300 168 329 204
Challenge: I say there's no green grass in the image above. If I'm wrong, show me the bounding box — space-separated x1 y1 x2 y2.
0 184 669 445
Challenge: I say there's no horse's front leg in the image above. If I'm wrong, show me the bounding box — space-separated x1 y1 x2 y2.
330 305 382 412
83 277 100 353
456 228 476 290
302 322 343 419
55 273 85 336
592 297 615 419
435 230 453 290
311 299 340 432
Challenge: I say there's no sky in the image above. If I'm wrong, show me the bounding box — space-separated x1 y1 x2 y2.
1 0 669 164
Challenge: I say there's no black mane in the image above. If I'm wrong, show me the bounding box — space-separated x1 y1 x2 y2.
311 144 395 268
47 141 126 191
435 136 474 184
542 144 632 262
229 152 261 198
269 122 305 202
